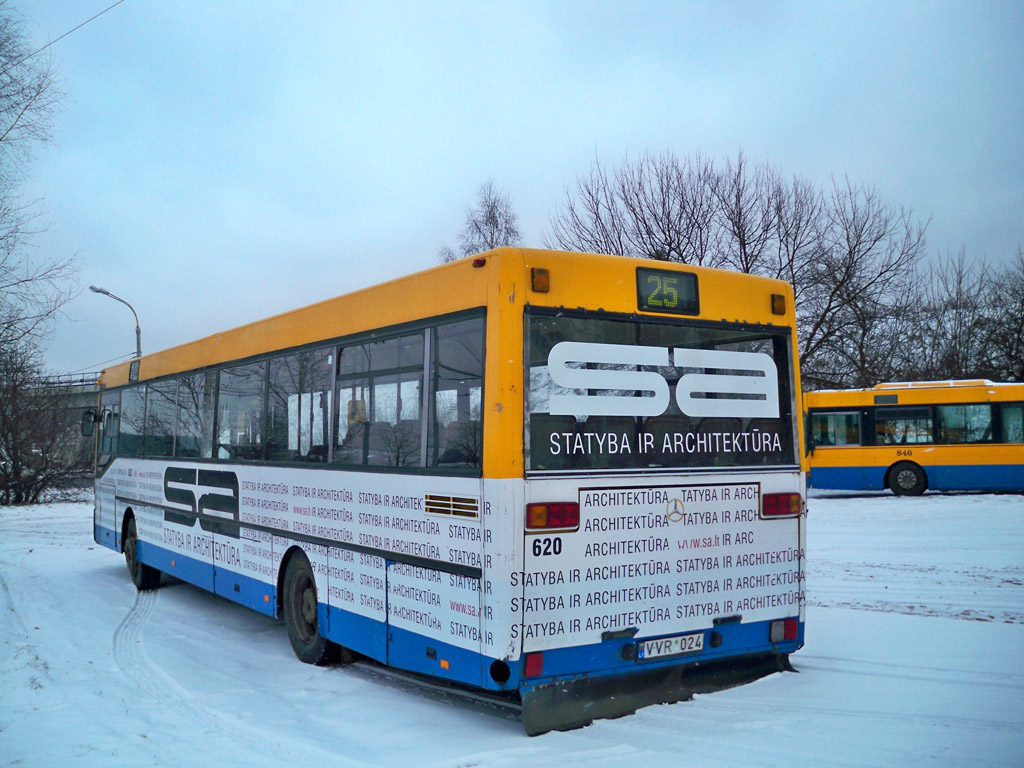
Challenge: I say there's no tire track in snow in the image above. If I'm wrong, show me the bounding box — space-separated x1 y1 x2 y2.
112 589 171 705
112 588 369 767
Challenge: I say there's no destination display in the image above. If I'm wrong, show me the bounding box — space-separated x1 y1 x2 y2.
519 481 805 652
636 267 699 315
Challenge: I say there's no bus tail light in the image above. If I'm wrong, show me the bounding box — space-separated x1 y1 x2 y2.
526 502 580 530
770 618 798 643
524 652 544 677
762 493 801 518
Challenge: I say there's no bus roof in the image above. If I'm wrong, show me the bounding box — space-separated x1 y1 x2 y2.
873 380 995 389
805 380 1024 409
99 248 796 389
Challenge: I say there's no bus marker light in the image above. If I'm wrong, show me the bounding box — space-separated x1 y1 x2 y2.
526 502 580 530
441 659 450 670
531 268 550 293
472 258 486 267
762 493 801 518
524 652 544 677
771 293 786 315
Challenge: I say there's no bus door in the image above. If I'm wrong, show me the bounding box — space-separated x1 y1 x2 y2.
94 389 120 549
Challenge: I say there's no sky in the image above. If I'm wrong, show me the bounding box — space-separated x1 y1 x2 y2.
16 1 1024 375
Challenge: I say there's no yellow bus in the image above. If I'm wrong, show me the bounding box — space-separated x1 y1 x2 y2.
85 248 806 734
805 380 1024 495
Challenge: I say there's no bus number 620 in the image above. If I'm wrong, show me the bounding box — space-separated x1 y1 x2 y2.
532 537 562 557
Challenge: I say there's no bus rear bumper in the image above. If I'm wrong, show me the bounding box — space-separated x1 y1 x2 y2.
520 650 793 735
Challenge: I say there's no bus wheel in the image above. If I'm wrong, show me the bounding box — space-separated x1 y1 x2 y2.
282 553 335 665
124 516 161 591
890 462 926 496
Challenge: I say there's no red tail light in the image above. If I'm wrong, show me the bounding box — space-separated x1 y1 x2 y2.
770 618 799 643
762 493 801 518
524 651 544 677
526 502 580 530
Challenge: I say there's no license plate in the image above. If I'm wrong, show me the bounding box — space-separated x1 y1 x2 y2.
637 632 704 660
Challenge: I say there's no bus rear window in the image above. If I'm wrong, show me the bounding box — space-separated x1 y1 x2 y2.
525 311 797 472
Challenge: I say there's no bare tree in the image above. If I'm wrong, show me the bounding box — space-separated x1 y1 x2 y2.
795 176 927 388
909 251 992 380
547 151 728 267
0 339 91 504
546 157 632 259
549 152 930 388
980 249 1024 381
0 2 73 347
438 179 522 262
715 150 782 275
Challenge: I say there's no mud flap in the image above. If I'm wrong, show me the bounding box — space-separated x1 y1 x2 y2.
521 652 792 735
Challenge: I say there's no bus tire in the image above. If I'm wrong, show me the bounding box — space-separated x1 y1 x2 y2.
889 462 926 496
282 552 335 665
124 516 161 591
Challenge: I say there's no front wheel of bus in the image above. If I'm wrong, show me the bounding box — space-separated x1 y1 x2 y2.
890 462 926 496
283 553 335 665
124 516 160 590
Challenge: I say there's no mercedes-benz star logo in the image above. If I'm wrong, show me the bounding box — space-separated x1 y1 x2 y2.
665 498 685 523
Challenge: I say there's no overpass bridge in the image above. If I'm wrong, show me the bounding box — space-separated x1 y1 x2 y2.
32 372 101 411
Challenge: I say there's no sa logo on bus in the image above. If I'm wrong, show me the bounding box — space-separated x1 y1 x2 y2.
163 467 240 538
546 342 779 419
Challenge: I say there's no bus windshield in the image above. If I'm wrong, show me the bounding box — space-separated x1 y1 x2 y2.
526 310 797 471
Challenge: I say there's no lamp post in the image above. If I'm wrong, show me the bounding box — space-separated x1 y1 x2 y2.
89 285 142 358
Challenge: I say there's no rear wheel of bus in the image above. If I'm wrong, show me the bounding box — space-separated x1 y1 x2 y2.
124 516 160 591
282 551 338 665
889 461 927 496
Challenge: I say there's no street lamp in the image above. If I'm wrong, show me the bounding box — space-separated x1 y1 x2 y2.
89 285 142 358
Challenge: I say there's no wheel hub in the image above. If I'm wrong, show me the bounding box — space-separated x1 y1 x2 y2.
301 587 317 625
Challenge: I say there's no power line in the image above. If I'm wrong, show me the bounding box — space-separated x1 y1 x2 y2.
68 351 135 375
1 0 126 78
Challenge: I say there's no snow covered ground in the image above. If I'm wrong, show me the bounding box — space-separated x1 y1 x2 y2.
2 492 1022 767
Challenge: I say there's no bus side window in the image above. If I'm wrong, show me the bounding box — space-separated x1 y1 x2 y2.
937 404 992 444
175 372 215 459
334 332 424 468
875 406 933 445
119 385 146 457
430 317 484 469
1001 404 1024 443
267 348 332 462
216 362 266 460
810 411 860 447
144 380 177 457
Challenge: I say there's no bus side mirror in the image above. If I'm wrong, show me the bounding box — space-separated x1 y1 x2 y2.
81 409 97 437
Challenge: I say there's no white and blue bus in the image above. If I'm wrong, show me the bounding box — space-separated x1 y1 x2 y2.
86 249 807 733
